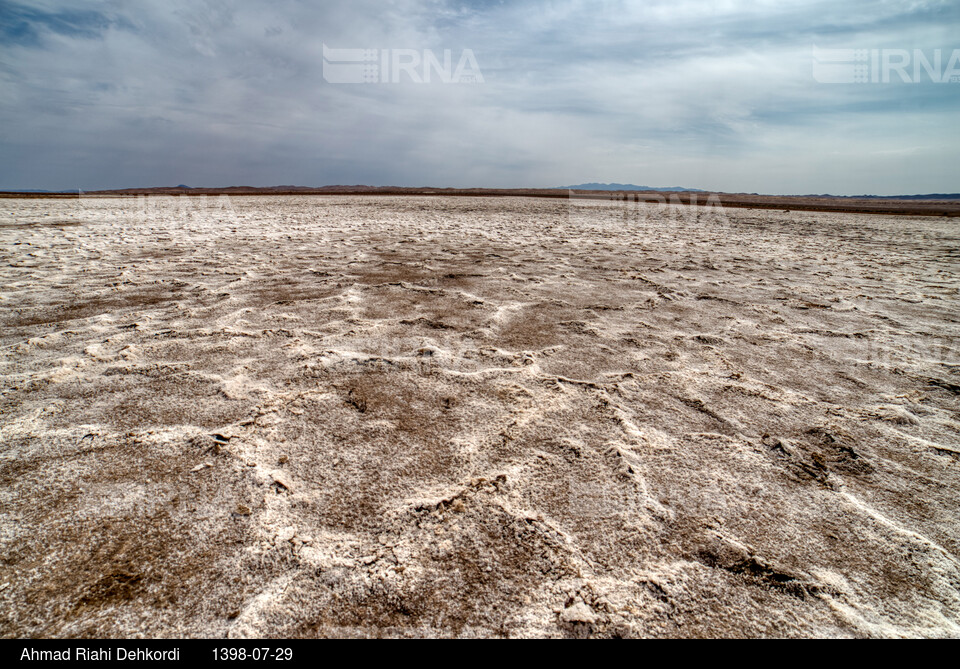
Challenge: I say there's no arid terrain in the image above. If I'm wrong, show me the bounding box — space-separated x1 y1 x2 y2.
1 195 959 638
6 188 960 218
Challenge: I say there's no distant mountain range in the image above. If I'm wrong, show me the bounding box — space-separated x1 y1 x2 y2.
4 185 959 199
560 184 960 199
846 193 960 200
3 189 81 193
560 183 705 192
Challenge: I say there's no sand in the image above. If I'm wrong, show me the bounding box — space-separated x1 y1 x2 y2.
1 195 958 637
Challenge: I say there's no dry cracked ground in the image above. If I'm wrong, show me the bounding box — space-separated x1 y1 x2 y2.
1 195 959 638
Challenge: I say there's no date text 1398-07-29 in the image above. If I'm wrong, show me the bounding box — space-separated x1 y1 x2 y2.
213 647 295 661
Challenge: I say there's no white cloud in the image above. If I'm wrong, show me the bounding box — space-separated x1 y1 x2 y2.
1 0 958 193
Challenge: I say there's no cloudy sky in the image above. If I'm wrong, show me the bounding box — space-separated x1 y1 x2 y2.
1 0 958 194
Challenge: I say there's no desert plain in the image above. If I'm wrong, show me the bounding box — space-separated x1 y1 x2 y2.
1 194 959 637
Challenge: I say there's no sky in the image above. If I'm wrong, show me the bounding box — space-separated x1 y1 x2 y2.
1 0 958 195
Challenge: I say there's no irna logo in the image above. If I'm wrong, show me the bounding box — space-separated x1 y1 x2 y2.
322 45 484 84
813 46 960 83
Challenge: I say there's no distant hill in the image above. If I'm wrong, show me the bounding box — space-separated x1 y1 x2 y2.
1 189 78 193
3 185 958 205
853 193 960 200
561 183 705 192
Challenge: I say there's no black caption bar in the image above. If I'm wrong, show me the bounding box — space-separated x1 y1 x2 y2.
4 640 344 665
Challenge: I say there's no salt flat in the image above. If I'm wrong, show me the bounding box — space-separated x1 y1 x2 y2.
1 195 959 637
